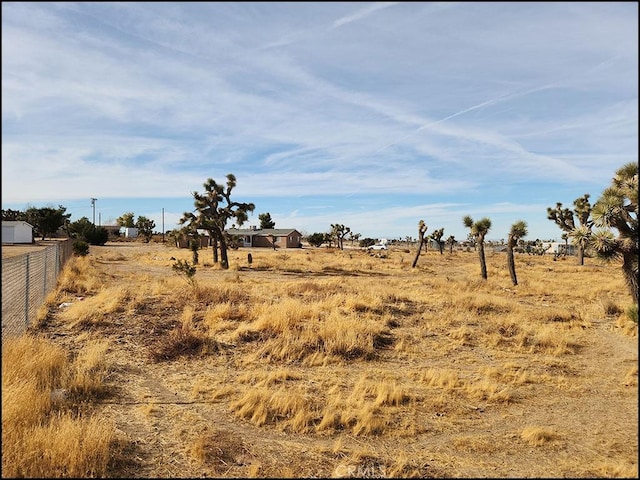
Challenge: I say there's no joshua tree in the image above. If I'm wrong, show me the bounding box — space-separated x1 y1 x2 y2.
348 231 361 246
506 220 528 286
331 223 351 250
431 228 445 254
446 235 456 254
589 162 638 304
547 194 593 265
463 215 492 279
181 174 255 269
186 227 202 264
559 233 569 257
412 220 428 268
135 216 156 243
116 212 135 228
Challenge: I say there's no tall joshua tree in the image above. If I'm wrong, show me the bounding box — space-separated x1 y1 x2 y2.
331 223 351 250
589 162 638 304
181 174 255 269
547 194 592 265
446 235 456 254
560 233 569 256
506 220 528 286
412 220 428 268
463 215 492 279
431 228 445 254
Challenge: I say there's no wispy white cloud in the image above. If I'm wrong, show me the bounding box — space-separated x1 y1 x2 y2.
331 2 399 30
2 2 636 240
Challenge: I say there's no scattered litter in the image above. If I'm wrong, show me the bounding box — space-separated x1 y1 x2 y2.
58 302 73 309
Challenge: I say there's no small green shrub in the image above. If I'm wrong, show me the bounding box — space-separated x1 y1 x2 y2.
172 259 196 285
626 304 638 324
73 240 89 256
86 227 109 245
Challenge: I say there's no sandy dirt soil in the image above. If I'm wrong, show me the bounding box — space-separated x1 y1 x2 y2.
33 242 638 478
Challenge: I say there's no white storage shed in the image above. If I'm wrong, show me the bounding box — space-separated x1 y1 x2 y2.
2 221 34 244
119 227 139 239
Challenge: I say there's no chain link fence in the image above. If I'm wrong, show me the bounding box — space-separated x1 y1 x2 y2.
2 239 73 343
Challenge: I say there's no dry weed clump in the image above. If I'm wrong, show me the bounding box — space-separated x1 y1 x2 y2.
464 378 515 404
68 339 112 399
192 283 250 305
238 368 302 387
591 461 640 478
538 306 583 324
229 386 320 432
58 285 131 329
204 301 253 331
189 427 247 470
2 335 118 478
525 324 581 355
617 310 638 337
56 255 104 296
455 293 513 316
420 368 465 389
2 335 68 391
243 310 393 365
148 321 220 362
520 425 561 446
315 374 414 436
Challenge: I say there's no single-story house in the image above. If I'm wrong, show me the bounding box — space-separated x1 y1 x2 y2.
226 227 303 248
2 221 34 244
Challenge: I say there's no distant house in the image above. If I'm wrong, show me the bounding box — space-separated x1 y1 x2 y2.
541 242 576 256
176 229 210 249
226 227 303 248
2 221 34 244
119 227 139 239
101 225 122 237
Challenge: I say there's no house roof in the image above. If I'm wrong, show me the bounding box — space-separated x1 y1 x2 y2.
226 228 300 237
2 221 34 228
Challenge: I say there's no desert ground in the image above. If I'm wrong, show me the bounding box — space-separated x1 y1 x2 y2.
3 240 638 478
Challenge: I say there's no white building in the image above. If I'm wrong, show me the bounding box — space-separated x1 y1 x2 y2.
2 221 34 244
541 241 576 256
119 227 139 239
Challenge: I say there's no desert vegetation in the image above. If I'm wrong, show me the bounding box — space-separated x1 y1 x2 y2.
2 241 637 478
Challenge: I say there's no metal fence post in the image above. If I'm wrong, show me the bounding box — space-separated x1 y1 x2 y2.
43 247 48 297
24 254 30 328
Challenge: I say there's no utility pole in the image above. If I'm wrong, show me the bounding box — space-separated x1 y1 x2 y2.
162 208 165 243
91 198 97 225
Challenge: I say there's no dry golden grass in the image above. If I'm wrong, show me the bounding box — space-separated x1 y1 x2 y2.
6 242 637 478
2 335 118 477
520 425 561 446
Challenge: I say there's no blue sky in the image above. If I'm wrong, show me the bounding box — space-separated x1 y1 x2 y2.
2 2 637 242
